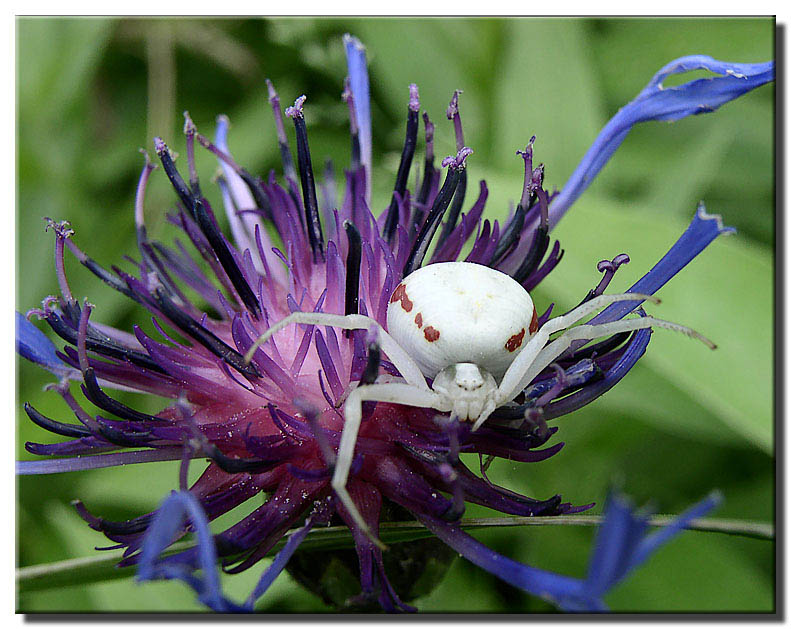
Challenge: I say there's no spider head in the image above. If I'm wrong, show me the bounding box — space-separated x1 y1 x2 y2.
432 363 498 422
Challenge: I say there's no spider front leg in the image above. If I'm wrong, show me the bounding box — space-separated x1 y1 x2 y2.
243 312 429 389
496 292 657 404
334 382 448 549
499 314 715 405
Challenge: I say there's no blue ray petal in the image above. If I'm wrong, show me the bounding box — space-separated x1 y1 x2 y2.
419 490 720 613
632 491 723 566
244 507 324 609
16 311 76 378
137 491 245 612
344 33 372 207
550 56 774 228
590 203 735 325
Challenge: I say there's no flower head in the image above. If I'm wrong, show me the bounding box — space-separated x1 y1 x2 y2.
17 33 772 612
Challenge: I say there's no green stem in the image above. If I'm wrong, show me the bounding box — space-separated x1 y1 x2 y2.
17 515 773 593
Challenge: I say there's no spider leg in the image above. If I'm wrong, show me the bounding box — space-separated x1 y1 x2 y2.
470 399 497 432
334 382 448 549
243 312 429 389
500 315 715 403
542 292 659 335
497 292 656 404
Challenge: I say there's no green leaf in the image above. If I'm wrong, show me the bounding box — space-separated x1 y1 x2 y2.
348 18 502 160
17 18 115 116
491 19 606 193
607 531 774 611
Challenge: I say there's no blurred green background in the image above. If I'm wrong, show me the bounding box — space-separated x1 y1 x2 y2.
16 17 774 612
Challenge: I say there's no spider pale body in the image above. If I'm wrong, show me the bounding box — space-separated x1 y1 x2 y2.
386 262 538 380
245 261 715 547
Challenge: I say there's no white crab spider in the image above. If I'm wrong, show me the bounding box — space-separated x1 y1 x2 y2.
245 261 714 548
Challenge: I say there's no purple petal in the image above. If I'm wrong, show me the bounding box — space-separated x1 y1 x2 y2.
16 447 189 475
550 57 773 227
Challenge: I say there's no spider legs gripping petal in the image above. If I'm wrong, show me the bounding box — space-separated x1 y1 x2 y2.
504 316 715 402
541 292 658 336
243 312 429 389
497 292 656 404
334 382 446 549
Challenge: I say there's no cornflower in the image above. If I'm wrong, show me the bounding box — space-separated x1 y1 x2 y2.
16 34 773 612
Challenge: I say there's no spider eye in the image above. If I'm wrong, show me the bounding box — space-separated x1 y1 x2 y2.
387 261 536 379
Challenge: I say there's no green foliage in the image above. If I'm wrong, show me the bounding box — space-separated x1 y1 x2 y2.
17 17 774 612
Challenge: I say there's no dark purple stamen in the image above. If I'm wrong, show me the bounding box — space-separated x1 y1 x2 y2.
446 90 465 151
360 340 381 386
512 187 551 284
79 254 141 303
152 288 261 378
24 402 92 438
183 112 202 197
412 112 437 232
494 360 606 421
490 140 541 265
44 308 165 374
286 96 325 263
437 171 467 248
193 197 263 318
565 332 631 362
138 240 190 304
81 367 167 423
436 91 468 247
154 138 195 213
403 148 472 277
358 339 381 420
382 84 421 244
95 419 155 449
574 254 632 309
521 410 551 442
47 219 75 304
343 220 362 328
439 462 465 522
342 77 361 170
266 79 299 187
155 138 263 319
203 443 278 474
74 500 154 536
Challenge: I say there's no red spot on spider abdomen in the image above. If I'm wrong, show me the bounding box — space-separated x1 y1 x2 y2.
389 284 413 312
529 307 539 334
414 312 423 328
424 326 440 342
505 328 526 352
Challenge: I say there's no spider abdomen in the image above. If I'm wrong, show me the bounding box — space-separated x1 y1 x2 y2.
386 262 538 380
